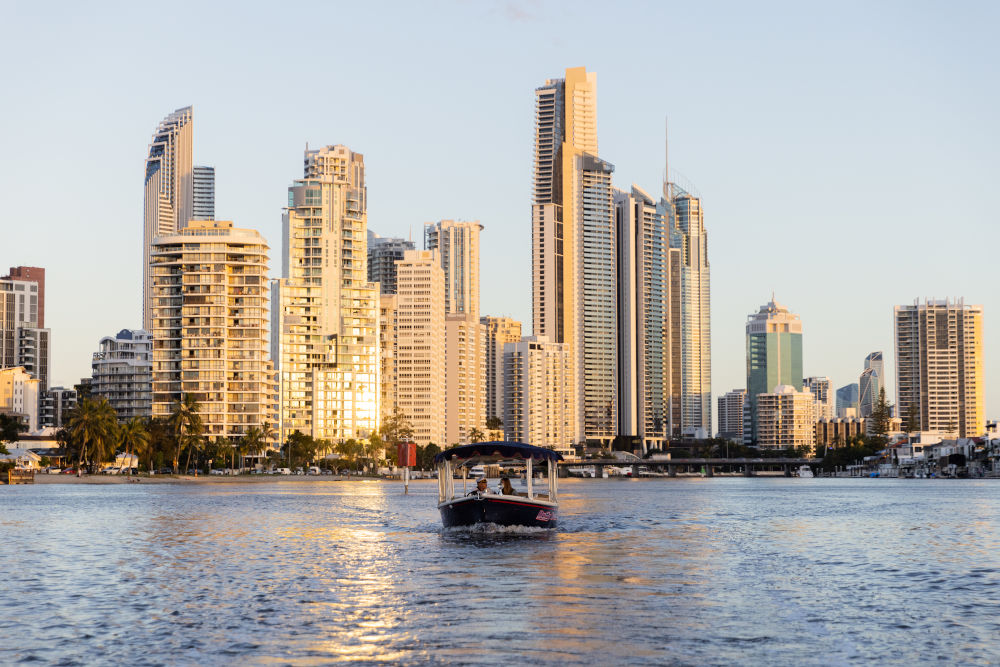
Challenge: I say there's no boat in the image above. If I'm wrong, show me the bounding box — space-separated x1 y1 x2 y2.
434 441 563 529
798 465 814 478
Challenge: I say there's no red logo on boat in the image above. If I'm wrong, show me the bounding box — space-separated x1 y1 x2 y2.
535 510 552 522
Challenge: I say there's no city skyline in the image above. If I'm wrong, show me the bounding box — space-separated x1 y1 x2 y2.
3 2 999 423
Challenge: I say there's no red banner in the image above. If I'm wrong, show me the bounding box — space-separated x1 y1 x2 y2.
397 442 416 467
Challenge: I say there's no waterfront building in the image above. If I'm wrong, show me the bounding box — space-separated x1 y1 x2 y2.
40 386 78 428
803 376 834 420
192 166 215 220
835 383 859 418
755 385 815 453
0 366 39 432
424 219 485 445
0 272 49 396
378 294 397 422
717 389 747 443
272 145 380 444
150 220 273 441
532 67 613 447
616 185 670 451
815 417 866 449
894 298 984 438
858 351 883 418
503 336 576 457
90 329 152 421
394 250 446 446
143 106 193 330
481 316 522 427
745 297 803 444
368 231 414 295
660 181 711 439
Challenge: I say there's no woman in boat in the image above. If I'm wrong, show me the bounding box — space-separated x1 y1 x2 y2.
499 477 516 495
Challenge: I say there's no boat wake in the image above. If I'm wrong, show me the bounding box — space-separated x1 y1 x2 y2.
441 522 554 538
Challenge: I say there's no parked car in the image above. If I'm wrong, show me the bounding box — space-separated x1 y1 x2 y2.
156 467 173 475
62 468 77 475
321 469 333 475
275 467 291 475
210 469 224 476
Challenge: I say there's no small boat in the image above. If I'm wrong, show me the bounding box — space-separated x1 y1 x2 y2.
434 441 563 529
798 465 814 478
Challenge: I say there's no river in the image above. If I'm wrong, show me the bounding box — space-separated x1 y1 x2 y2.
2 478 999 665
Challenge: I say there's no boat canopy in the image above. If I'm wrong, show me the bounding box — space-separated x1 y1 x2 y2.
433 441 564 465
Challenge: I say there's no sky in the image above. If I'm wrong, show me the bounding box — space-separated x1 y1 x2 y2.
1 0 998 425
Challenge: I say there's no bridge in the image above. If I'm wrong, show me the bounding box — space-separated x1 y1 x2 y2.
557 458 822 477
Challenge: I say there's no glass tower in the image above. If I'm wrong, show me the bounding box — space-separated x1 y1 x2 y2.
745 297 803 444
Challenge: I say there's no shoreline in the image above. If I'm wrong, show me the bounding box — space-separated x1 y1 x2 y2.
29 473 385 484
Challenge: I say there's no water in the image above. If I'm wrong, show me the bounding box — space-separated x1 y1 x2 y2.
3 478 1000 665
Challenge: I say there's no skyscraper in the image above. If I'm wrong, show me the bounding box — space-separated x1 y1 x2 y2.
745 297 803 444
143 106 193 330
425 220 485 444
481 316 522 425
394 249 446 446
504 336 576 457
615 185 669 451
368 231 414 295
0 272 49 395
858 351 883 418
894 298 983 437
835 383 860 417
661 181 711 438
192 166 215 220
803 376 833 420
6 266 44 327
717 389 747 443
150 220 272 441
532 67 600 446
272 145 380 444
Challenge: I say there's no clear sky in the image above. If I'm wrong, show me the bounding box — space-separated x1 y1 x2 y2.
2 0 998 424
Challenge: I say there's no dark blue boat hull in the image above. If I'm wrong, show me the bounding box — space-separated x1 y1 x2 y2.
439 496 557 528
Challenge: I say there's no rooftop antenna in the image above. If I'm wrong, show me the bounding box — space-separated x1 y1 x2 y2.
663 116 670 200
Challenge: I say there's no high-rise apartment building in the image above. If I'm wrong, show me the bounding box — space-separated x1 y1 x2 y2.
717 389 747 443
616 185 670 451
91 329 153 421
192 166 215 220
6 267 44 327
143 106 193 330
894 298 984 437
755 385 816 453
378 294 398 422
858 351 883 418
661 182 711 438
40 386 78 429
504 336 576 457
394 249 446 445
481 316 522 424
424 220 484 444
836 383 859 417
745 297 803 444
0 273 49 395
368 231 414 295
150 220 272 441
272 145 380 443
803 376 833 420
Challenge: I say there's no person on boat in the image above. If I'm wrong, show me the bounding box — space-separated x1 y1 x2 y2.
499 477 515 495
469 477 490 496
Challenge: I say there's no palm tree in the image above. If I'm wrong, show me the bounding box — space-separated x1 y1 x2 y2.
169 394 203 474
66 397 118 472
119 417 150 476
468 427 485 444
242 426 265 471
181 432 204 475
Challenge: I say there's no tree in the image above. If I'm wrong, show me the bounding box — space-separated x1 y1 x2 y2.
65 397 119 472
0 413 27 444
468 427 485 444
419 443 441 470
119 417 150 476
285 431 319 469
905 403 920 434
242 426 265 470
379 407 414 452
169 394 203 474
869 387 893 443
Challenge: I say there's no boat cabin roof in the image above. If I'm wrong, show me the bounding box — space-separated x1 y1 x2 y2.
434 441 564 465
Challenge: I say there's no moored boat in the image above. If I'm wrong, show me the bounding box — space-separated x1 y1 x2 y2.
434 442 562 529
798 464 814 478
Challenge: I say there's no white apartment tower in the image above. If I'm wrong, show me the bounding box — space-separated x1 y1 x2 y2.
1 275 49 394
504 336 576 457
272 145 380 444
425 220 485 444
0 366 39 433
378 294 398 422
150 220 272 441
717 389 747 443
894 298 984 438
481 316 522 425
615 185 670 451
395 250 446 445
755 385 816 453
91 329 153 421
143 106 193 330
803 376 834 420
